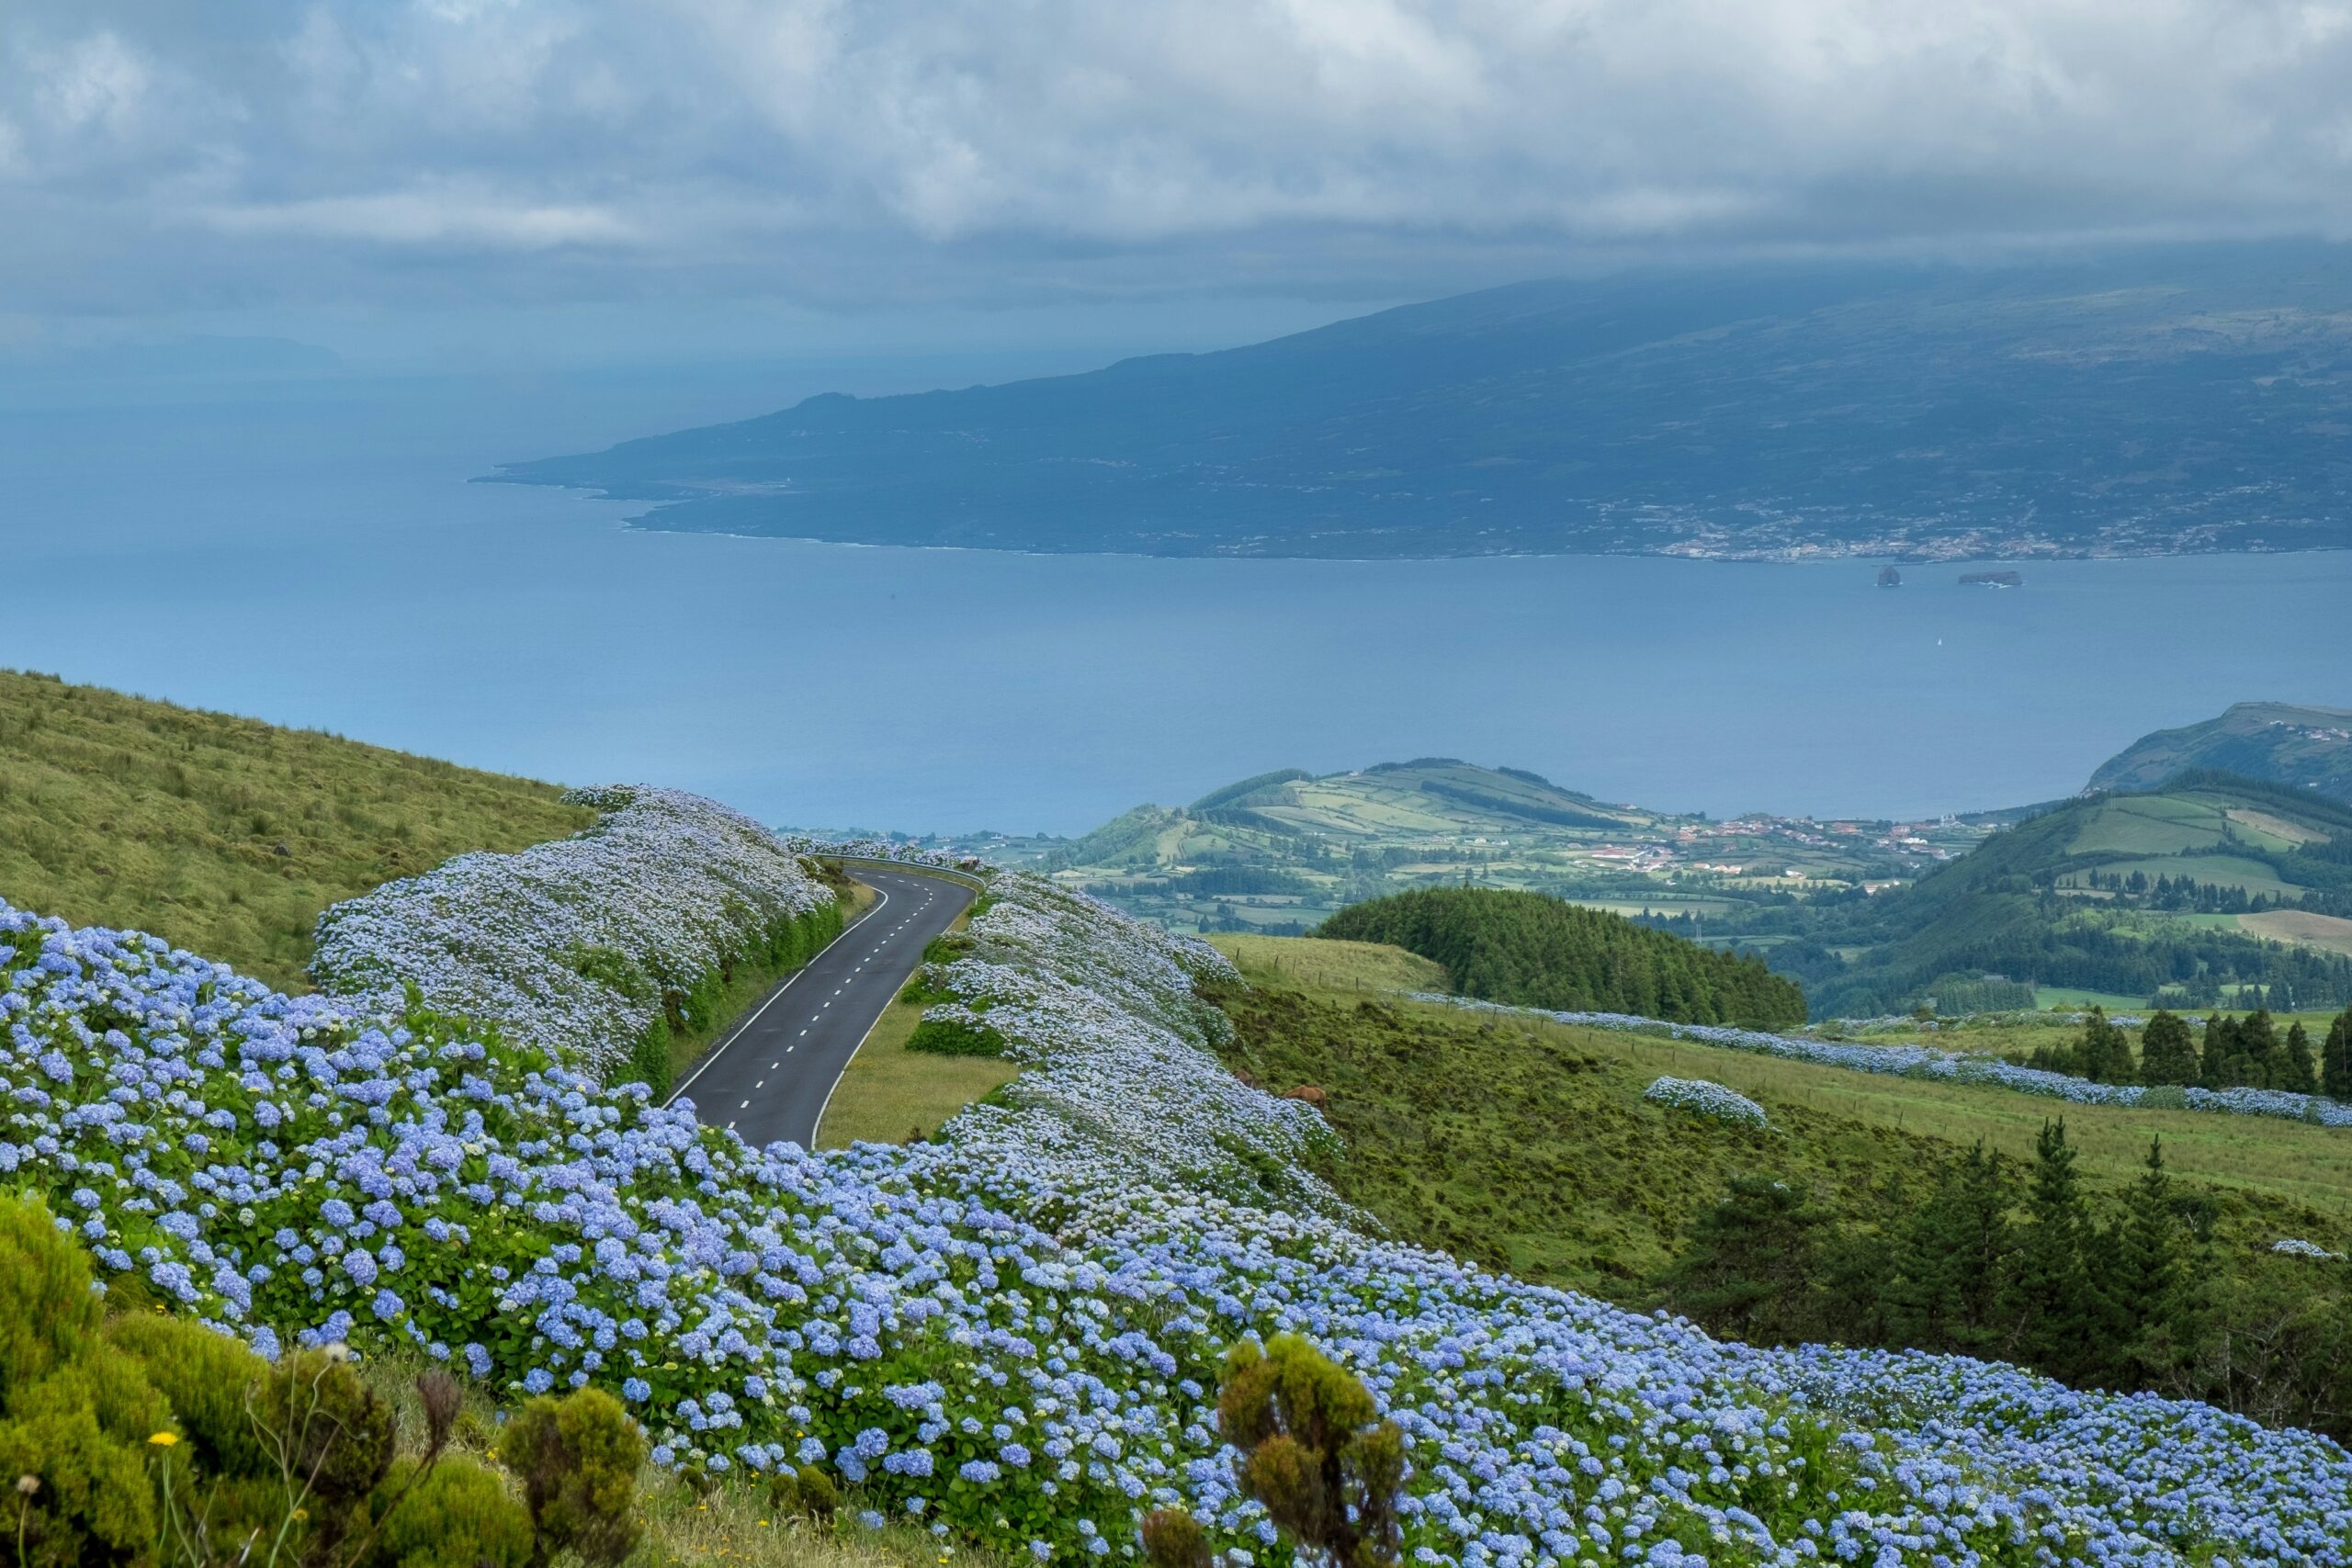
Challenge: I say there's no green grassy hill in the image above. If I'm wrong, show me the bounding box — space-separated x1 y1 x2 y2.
2088 701 2352 804
1778 773 2352 1017
0 670 594 988
1001 757 1991 937
1208 933 2352 1437
1317 885 1806 1027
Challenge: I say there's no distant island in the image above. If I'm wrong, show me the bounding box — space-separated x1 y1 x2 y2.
492 243 2352 562
1959 570 2024 587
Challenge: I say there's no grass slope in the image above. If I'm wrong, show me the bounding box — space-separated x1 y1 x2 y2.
0 670 593 989
1210 936 2352 1292
2088 700 2352 804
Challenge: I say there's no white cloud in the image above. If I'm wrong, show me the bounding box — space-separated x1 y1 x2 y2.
197 186 638 247
40 30 151 134
0 0 2347 314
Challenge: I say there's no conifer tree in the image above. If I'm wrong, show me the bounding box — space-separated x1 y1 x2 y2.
2138 1010 2197 1086
2240 1009 2280 1089
1882 1141 2012 1355
2324 1009 2352 1101
2075 1008 2130 1083
2283 1021 2319 1096
1661 1176 1826 1346
2005 1119 2096 1380
2093 1136 2188 1386
2201 1014 2240 1088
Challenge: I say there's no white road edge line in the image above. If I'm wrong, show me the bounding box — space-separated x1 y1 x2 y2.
665 881 893 1105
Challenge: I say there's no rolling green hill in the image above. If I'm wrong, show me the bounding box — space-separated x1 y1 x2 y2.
1777 773 2352 1018
1209 936 2352 1438
0 670 594 988
2087 701 2352 804
1000 757 1992 936
1317 885 1806 1027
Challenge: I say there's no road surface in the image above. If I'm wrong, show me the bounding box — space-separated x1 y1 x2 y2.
671 866 975 1149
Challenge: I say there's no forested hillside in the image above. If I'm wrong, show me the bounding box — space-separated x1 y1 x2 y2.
0 670 592 987
1317 886 1806 1027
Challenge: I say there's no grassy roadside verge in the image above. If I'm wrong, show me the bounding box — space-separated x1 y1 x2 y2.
660 870 870 1086
819 894 1015 1149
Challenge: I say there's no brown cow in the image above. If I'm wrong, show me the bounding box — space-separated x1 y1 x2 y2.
1283 1086 1328 1107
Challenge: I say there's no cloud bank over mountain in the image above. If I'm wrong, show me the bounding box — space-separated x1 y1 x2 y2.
6 0 2349 321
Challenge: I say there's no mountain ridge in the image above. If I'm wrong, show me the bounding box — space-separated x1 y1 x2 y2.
2088 701 2352 803
494 243 2352 561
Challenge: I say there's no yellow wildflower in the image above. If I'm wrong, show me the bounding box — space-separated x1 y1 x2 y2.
147 1432 178 1447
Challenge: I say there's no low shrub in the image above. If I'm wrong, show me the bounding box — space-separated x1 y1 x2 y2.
1216 1335 1403 1568
763 1463 841 1523
370 1457 534 1568
497 1387 648 1568
905 1009 1009 1057
0 1195 574 1568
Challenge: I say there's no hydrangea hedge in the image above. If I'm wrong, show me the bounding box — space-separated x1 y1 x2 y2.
5 842 2351 1566
311 785 838 1080
1421 996 2352 1130
1645 1077 1770 1128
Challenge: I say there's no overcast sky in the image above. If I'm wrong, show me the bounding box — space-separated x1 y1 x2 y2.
6 0 2350 367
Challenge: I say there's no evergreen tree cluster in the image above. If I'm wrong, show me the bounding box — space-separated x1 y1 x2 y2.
1317 886 1806 1028
1662 1125 2352 1435
2016 1004 2352 1096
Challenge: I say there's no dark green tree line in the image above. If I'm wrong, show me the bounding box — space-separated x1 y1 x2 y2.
1317 886 1806 1028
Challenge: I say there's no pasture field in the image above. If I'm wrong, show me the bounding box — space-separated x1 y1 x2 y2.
2030 985 2170 1011
2064 795 2227 856
2245 908 2352 957
2065 853 2303 900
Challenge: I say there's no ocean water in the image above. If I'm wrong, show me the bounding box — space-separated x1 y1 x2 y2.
3 367 2346 834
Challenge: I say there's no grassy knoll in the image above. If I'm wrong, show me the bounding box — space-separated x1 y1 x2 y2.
1209 931 1446 995
0 669 593 989
1210 936 2352 1293
819 898 1016 1149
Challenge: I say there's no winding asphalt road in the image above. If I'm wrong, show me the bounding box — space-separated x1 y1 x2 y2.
671 867 975 1150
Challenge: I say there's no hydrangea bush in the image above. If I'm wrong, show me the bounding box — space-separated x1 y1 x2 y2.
6 874 2352 1567
1645 1077 1769 1128
310 786 836 1078
1422 996 2352 1130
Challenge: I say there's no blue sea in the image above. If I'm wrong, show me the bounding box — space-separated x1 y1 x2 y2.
5 364 2346 834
